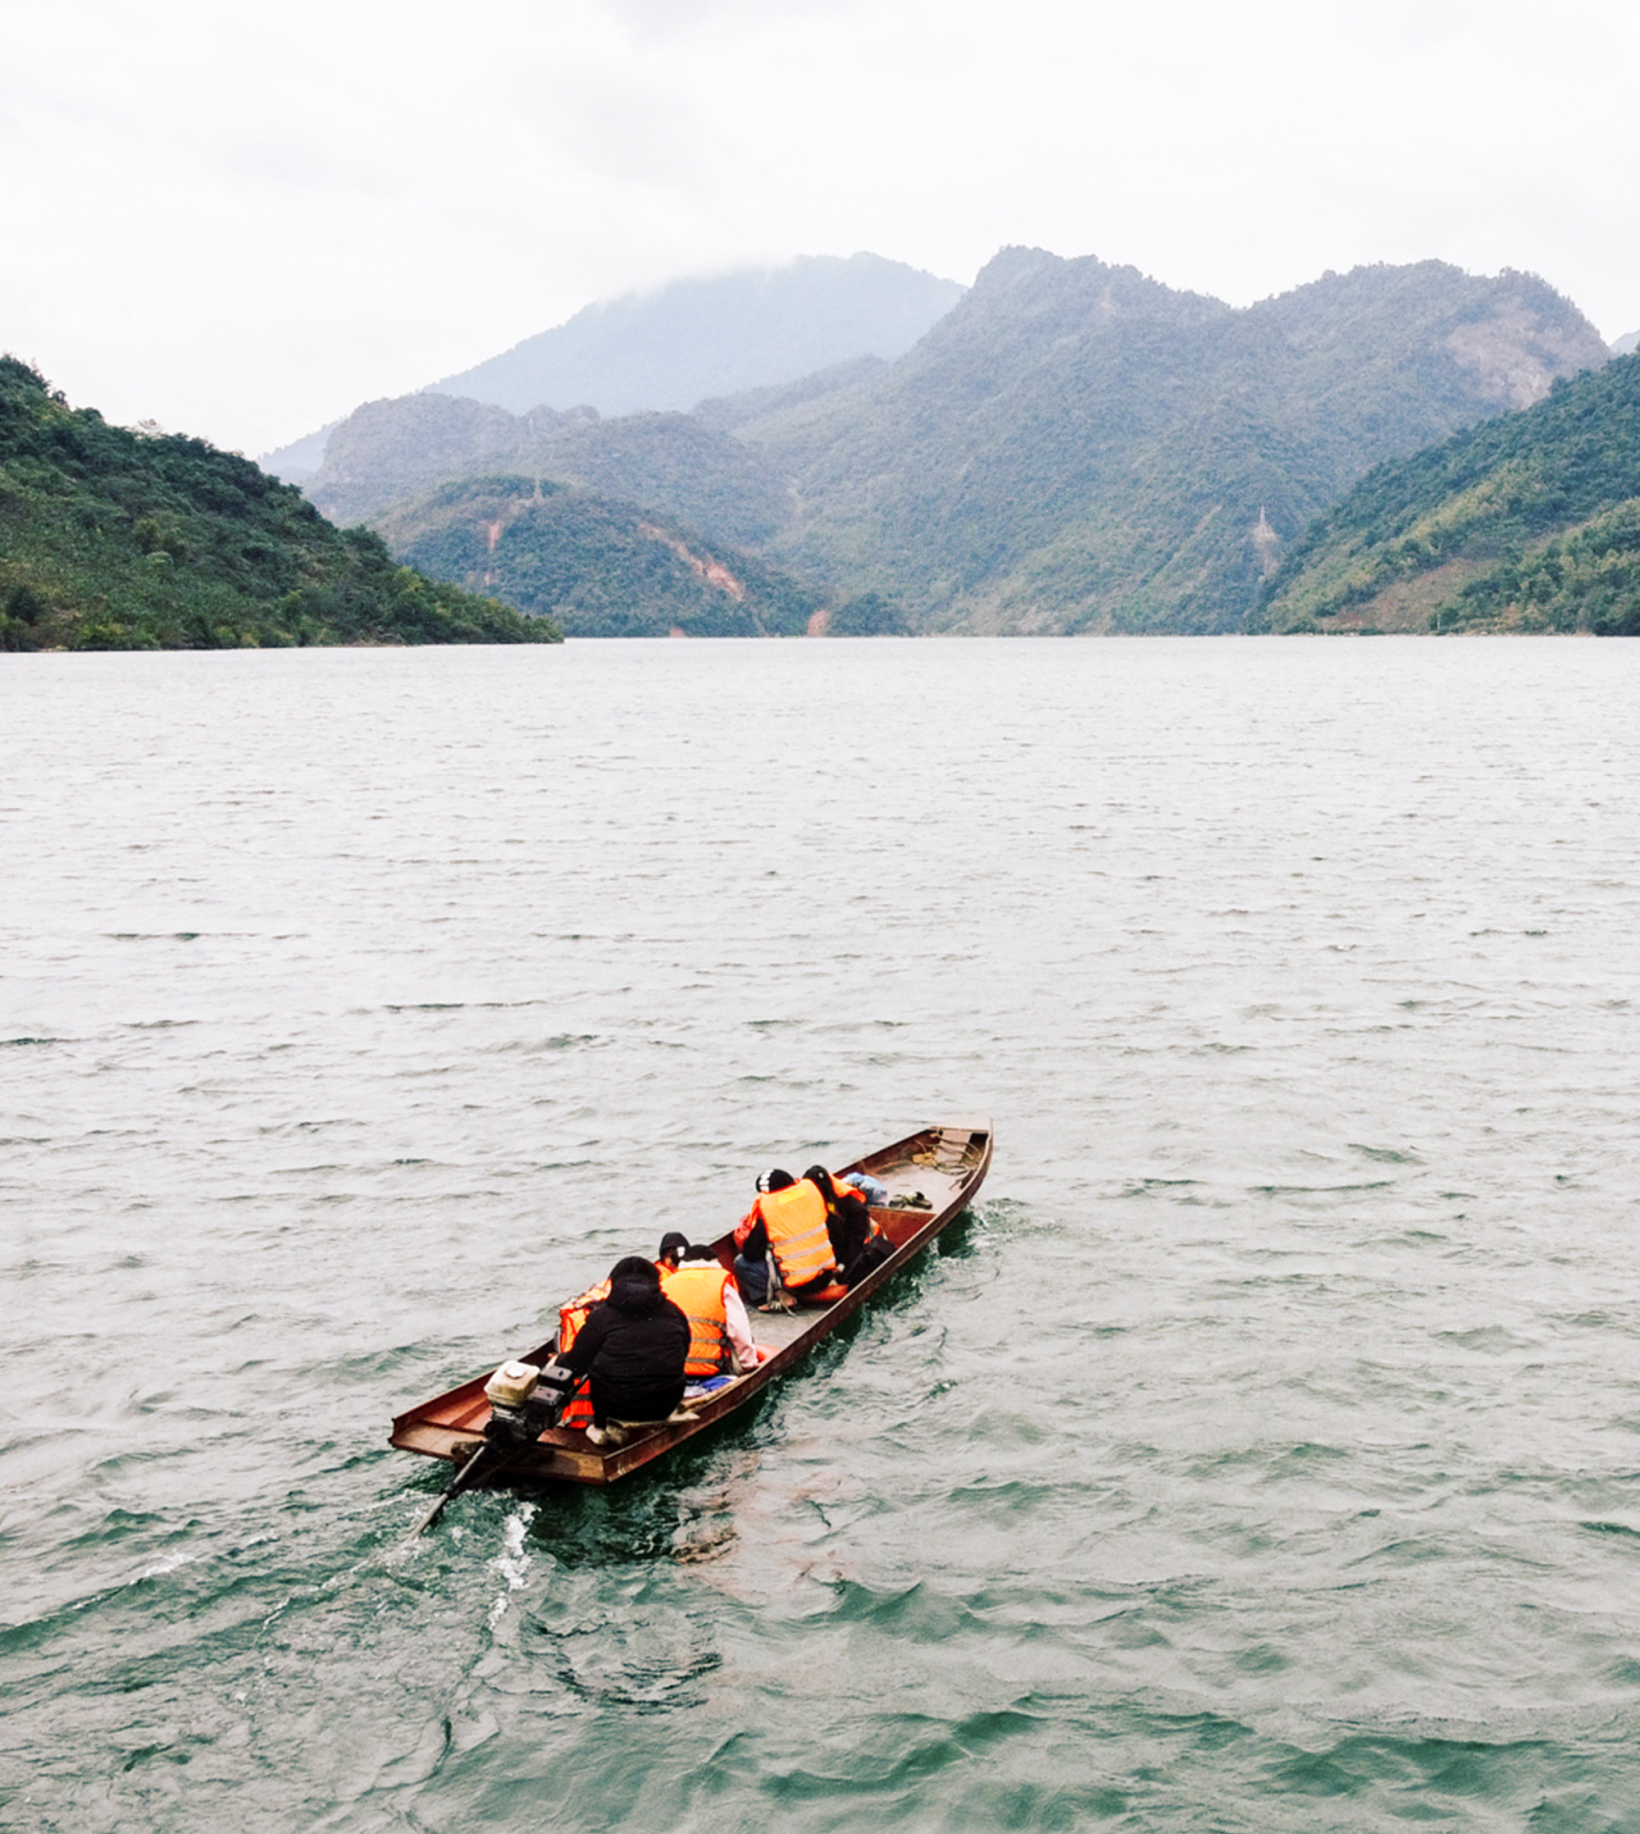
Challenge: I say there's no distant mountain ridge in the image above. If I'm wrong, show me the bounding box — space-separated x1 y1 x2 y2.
261 252 964 485
427 253 966 416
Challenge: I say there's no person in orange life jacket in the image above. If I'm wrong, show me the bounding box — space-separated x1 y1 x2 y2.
656 1232 764 1373
558 1255 690 1444
554 1274 612 1429
802 1164 892 1287
731 1168 839 1306
558 1277 610 1352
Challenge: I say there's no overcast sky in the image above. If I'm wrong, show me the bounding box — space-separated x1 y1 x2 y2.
6 0 1637 456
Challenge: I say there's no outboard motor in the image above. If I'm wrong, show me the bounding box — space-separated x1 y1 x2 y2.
482 1359 578 1445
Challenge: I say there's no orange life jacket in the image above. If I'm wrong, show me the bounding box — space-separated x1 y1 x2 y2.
555 1278 609 1429
755 1181 837 1291
659 1261 732 1377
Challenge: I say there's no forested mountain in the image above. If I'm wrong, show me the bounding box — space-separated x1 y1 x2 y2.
737 251 1609 633
372 475 824 639
0 358 557 651
1255 349 1640 635
306 394 594 526
307 392 789 550
266 254 962 487
305 250 1608 637
427 253 966 417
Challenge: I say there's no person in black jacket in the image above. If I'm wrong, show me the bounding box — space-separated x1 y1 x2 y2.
559 1255 691 1446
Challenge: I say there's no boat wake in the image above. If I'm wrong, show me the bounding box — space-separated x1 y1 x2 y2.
487 1506 536 1630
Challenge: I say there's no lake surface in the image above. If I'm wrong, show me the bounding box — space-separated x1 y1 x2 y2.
4 636 1640 1831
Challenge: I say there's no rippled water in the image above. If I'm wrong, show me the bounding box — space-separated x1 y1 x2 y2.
4 636 1640 1831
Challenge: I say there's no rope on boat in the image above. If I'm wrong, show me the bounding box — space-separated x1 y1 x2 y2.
910 1141 984 1176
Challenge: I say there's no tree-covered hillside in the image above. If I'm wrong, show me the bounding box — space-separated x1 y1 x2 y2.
372 476 823 639
305 393 594 527
738 252 1609 634
693 356 888 434
307 394 790 553
0 358 558 651
1255 349 1640 634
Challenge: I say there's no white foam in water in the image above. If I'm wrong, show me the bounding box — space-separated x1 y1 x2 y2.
487 1507 534 1629
135 1550 198 1581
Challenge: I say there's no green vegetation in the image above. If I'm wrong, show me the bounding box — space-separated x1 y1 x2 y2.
694 355 887 433
1256 351 1640 634
0 357 559 651
372 476 824 638
828 591 909 636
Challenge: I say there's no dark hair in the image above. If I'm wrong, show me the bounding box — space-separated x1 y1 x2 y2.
657 1231 690 1265
803 1165 839 1202
760 1167 795 1192
609 1254 660 1286
680 1242 720 1264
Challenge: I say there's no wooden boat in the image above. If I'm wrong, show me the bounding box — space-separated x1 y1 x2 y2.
390 1119 993 1489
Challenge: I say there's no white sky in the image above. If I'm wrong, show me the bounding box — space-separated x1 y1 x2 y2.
5 0 1637 456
